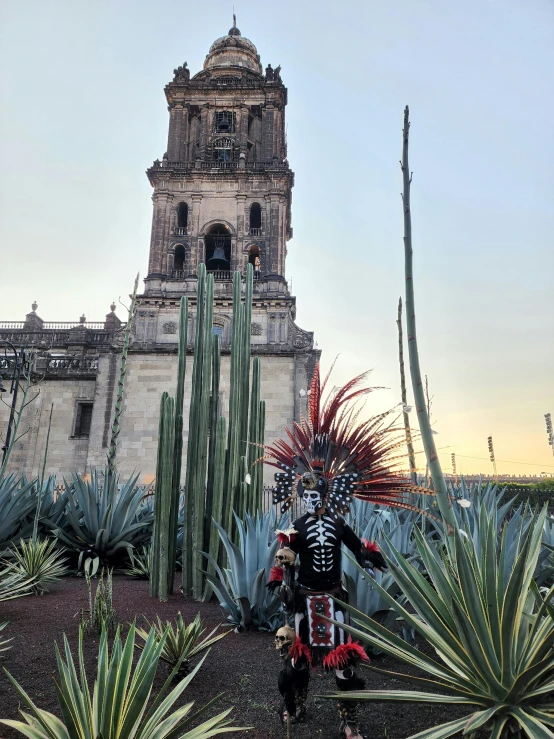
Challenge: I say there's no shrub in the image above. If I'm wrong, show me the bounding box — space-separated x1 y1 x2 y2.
80 568 117 635
46 469 153 566
136 612 227 678
1 623 249 738
0 476 36 549
324 508 554 738
5 537 68 595
203 512 282 631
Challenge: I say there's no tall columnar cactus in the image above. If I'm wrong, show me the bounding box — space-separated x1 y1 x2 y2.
223 272 244 536
401 107 457 534
247 357 264 513
182 266 207 596
191 275 214 598
204 414 227 590
256 400 266 512
204 335 221 555
167 297 188 593
149 392 175 601
178 263 264 600
107 273 139 478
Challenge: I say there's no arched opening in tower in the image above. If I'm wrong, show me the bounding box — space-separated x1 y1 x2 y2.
249 203 261 233
177 202 188 230
248 244 261 277
174 245 185 273
205 224 232 271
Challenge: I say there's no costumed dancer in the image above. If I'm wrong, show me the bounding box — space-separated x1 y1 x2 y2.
265 364 430 739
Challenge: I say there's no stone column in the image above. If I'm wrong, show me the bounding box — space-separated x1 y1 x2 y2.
178 105 189 162
200 105 210 161
237 105 249 156
167 104 185 161
148 192 171 278
261 104 275 161
266 194 281 274
191 194 203 271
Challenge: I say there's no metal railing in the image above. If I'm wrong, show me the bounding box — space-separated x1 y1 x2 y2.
207 270 233 281
151 160 289 172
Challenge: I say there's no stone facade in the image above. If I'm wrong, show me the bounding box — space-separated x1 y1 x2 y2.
0 23 319 485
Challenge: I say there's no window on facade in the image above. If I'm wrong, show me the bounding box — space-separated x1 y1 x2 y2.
215 111 236 133
177 202 188 230
212 326 223 340
249 203 262 231
213 137 233 163
174 245 185 272
74 402 93 438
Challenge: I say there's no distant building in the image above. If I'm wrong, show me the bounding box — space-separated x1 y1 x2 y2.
0 23 319 483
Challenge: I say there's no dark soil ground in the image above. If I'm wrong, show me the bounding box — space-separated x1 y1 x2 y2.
0 575 467 739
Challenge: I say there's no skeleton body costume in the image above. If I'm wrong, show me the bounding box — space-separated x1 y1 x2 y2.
264 365 431 739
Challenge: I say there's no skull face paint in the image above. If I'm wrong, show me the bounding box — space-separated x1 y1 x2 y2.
299 471 328 515
302 490 323 514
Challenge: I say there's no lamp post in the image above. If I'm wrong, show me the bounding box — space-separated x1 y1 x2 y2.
487 436 498 483
545 413 553 457
0 341 28 465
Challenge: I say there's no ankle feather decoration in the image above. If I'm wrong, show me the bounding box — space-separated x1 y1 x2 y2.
323 638 368 671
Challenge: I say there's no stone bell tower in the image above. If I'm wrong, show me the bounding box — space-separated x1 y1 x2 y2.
143 18 293 303
0 21 318 484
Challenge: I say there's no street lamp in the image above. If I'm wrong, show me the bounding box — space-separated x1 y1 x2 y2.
0 341 28 464
545 413 553 457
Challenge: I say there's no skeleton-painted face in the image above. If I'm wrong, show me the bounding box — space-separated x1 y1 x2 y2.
274 625 295 650
302 489 323 514
299 471 327 514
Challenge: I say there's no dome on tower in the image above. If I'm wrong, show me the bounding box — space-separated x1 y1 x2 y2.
203 21 262 75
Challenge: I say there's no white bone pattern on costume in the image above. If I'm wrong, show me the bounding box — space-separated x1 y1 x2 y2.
306 515 337 572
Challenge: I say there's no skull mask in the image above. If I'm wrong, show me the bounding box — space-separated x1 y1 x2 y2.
274 625 296 651
302 490 323 514
299 472 327 514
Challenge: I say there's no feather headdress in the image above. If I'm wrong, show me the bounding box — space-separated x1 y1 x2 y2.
265 364 430 520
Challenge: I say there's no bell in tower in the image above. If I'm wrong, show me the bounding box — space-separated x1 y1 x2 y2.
205 225 231 271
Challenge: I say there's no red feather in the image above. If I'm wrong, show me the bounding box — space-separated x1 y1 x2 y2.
361 539 380 553
289 636 312 667
263 364 433 517
322 638 369 671
269 566 283 583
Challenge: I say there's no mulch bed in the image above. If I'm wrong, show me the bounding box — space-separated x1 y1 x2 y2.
0 575 466 739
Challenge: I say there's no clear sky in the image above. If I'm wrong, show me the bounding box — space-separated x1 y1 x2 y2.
1 0 553 477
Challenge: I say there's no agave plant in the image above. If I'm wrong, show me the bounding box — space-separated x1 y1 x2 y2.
136 612 227 678
203 512 282 631
5 537 68 595
0 475 37 549
45 469 153 565
342 557 400 655
124 544 152 579
324 507 554 738
0 564 34 602
0 622 12 653
1 623 249 739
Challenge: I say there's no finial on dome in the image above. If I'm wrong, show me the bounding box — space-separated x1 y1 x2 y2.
110 301 116 313
31 301 38 313
229 12 241 36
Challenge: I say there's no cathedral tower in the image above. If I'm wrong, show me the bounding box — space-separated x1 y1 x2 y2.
0 22 318 485
143 20 292 302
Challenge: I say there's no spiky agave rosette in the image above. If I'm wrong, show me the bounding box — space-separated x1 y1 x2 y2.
264 364 432 519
